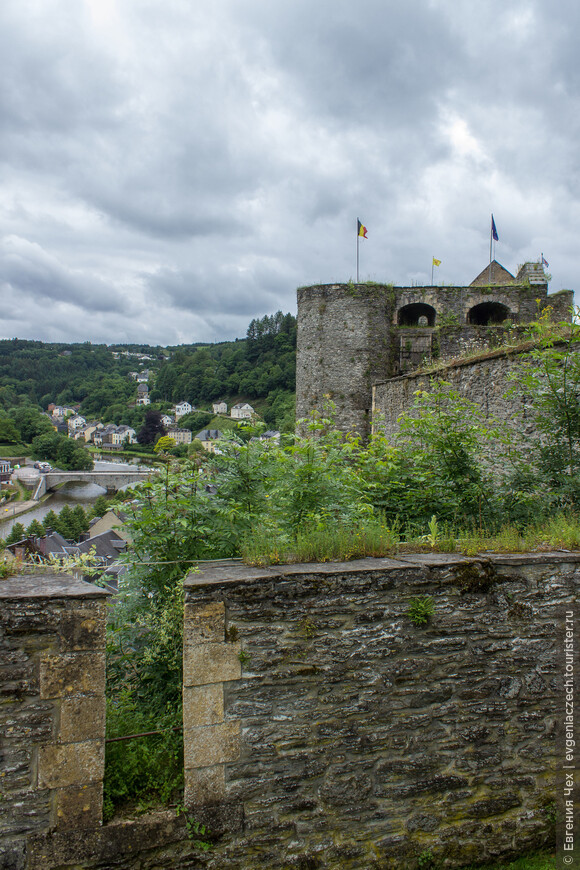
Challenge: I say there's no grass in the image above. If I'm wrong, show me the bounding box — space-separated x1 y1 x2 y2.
240 512 580 566
0 444 29 458
241 519 401 566
460 852 556 869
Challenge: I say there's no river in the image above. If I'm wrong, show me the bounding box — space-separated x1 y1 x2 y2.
1 458 154 537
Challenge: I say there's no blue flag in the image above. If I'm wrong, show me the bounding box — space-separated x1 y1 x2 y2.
491 214 499 242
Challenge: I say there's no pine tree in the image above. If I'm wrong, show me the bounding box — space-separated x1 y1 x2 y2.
5 523 25 544
73 505 89 535
43 510 60 533
26 519 45 538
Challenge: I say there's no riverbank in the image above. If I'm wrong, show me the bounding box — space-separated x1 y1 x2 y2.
0 498 43 523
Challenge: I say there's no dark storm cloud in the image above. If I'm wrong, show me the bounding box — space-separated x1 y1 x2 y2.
0 0 577 344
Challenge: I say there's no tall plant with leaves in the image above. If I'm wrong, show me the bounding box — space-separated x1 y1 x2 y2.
510 308 580 506
104 459 243 814
109 460 237 714
207 422 276 537
269 406 370 534
370 382 504 528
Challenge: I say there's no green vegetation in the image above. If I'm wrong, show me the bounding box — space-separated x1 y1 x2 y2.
3 497 114 543
461 852 556 869
151 311 296 431
65 313 579 826
31 431 94 470
0 312 296 435
0 340 151 421
406 596 435 626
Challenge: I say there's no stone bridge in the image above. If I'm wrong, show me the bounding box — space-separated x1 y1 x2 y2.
33 469 152 500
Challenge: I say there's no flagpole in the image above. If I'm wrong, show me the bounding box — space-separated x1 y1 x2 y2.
431 258 434 286
356 223 359 283
488 216 493 284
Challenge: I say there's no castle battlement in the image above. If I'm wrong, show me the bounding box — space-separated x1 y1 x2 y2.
296 262 573 438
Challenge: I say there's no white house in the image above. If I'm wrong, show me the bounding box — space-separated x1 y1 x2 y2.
67 415 86 434
175 401 192 418
136 384 150 406
213 401 228 415
161 414 174 427
231 403 254 420
114 426 137 445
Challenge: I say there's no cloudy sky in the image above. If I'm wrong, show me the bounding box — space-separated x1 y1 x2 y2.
0 0 578 345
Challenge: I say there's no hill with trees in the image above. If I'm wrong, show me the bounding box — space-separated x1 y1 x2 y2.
0 311 297 433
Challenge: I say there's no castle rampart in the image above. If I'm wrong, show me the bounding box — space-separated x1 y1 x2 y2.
372 344 533 439
296 270 573 438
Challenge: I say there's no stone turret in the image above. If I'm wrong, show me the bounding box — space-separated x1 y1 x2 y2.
296 263 573 439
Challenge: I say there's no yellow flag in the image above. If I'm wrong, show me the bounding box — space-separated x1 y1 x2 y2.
432 257 441 267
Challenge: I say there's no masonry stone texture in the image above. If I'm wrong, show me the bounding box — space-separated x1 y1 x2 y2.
1 555 574 868
372 345 534 440
181 554 573 869
296 266 573 439
0 574 109 870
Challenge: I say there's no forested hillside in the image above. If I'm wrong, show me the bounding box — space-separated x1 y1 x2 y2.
0 341 147 409
0 311 297 431
153 311 296 429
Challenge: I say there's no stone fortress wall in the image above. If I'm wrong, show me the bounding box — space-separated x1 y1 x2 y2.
372 345 533 440
296 260 573 439
1 557 575 869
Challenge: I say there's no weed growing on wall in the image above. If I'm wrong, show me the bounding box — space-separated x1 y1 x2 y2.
407 596 435 626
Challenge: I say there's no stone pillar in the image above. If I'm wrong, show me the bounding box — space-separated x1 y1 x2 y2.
0 573 109 863
182 600 241 810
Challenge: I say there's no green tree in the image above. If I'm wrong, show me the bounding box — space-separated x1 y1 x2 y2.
0 417 21 443
154 435 176 454
43 510 61 534
91 495 109 518
55 438 94 471
26 519 45 537
11 406 54 442
510 310 580 506
31 432 61 461
5 523 25 544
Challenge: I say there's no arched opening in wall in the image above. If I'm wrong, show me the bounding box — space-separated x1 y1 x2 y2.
467 302 511 325
397 303 437 327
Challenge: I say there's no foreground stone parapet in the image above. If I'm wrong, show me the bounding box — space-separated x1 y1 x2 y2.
0 572 109 867
183 552 576 869
0 554 575 868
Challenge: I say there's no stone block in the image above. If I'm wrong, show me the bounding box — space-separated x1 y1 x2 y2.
183 683 224 729
184 601 225 643
54 782 103 831
38 740 104 790
183 641 241 687
59 695 106 743
40 653 105 699
184 764 225 806
59 608 107 652
184 720 241 769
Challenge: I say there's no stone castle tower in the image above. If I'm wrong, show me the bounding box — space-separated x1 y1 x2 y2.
296 261 573 439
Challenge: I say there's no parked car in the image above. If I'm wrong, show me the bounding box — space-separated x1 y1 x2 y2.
33 462 51 472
